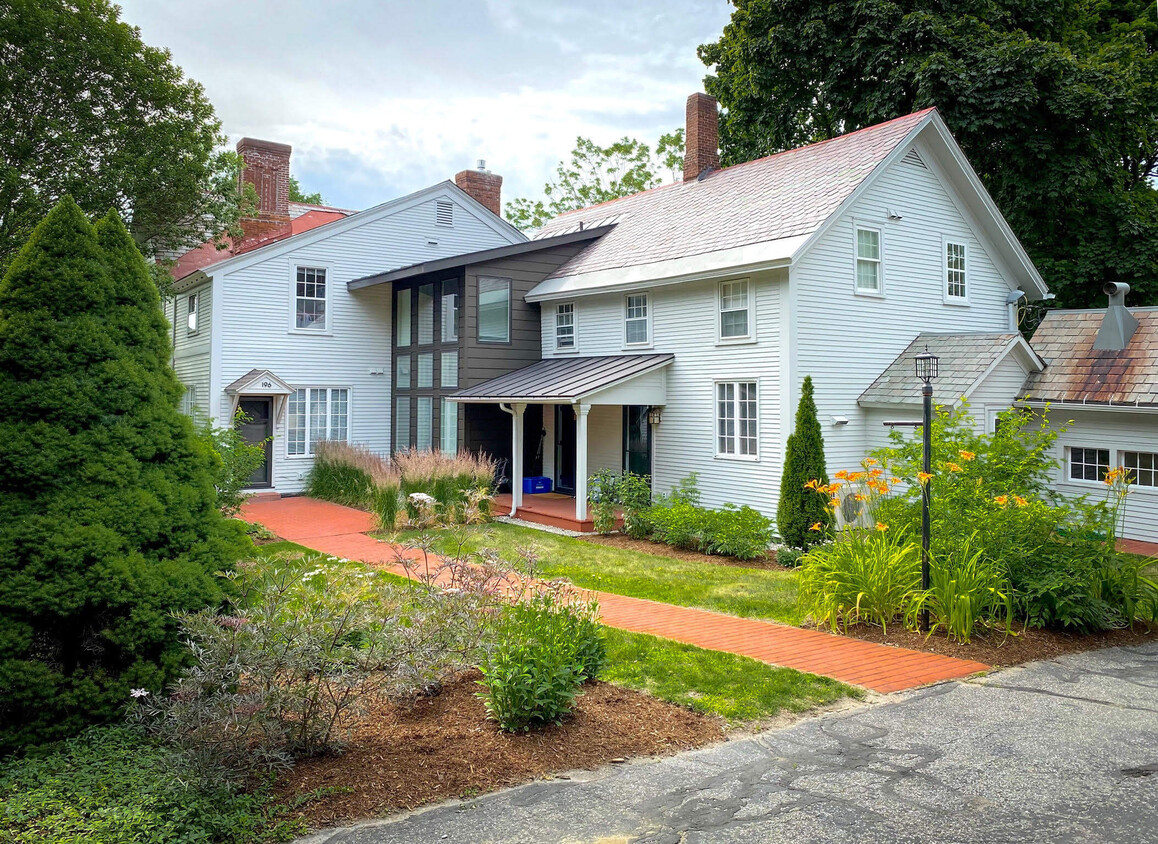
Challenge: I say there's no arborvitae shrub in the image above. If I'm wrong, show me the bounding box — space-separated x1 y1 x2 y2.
0 199 247 751
777 375 833 549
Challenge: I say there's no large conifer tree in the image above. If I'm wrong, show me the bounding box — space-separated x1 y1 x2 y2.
777 376 833 550
0 198 245 750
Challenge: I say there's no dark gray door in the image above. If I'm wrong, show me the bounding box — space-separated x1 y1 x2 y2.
623 405 651 480
555 404 577 495
238 398 273 488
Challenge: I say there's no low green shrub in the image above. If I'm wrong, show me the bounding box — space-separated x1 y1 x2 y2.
0 726 300 844
648 500 702 549
646 477 774 560
704 505 776 560
477 592 604 732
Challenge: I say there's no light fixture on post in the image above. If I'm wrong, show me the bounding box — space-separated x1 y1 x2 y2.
648 407 662 426
914 344 939 632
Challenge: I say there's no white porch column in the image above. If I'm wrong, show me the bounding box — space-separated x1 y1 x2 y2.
511 403 526 511
575 402 590 521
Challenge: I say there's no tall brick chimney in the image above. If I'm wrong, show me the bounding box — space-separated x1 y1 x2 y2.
683 93 720 182
455 160 503 216
237 138 291 224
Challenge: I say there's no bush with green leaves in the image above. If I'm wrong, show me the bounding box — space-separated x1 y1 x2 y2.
0 726 300 844
907 535 1013 643
777 376 833 549
477 590 605 732
646 475 774 560
196 410 270 515
0 199 248 751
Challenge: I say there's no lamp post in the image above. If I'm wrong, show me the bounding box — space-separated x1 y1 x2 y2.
914 345 939 632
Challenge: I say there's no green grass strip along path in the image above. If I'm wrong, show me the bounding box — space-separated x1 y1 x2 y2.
404 522 803 625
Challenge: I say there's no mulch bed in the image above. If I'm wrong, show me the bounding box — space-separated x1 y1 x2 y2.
837 620 1156 668
580 532 785 570
275 670 724 829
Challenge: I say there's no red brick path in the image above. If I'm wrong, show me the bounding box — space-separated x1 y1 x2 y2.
241 497 989 694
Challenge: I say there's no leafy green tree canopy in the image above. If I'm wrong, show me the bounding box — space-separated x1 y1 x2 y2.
777 376 833 550
0 198 246 751
289 175 325 206
699 0 1158 308
0 0 243 275
506 130 684 229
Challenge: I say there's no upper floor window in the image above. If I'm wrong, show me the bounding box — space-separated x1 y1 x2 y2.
1123 451 1157 488
556 302 576 350
624 293 649 345
396 287 411 347
854 227 881 294
1069 446 1109 482
478 277 510 343
945 241 967 300
719 279 750 340
442 292 458 342
295 266 328 330
187 293 199 334
287 387 348 456
716 381 758 459
417 283 435 344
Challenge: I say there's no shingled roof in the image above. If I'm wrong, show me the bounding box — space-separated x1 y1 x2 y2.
529 109 935 290
1021 309 1158 407
860 333 1039 406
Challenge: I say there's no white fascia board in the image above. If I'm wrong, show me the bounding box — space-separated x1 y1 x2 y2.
181 181 526 283
1021 399 1158 415
525 236 803 303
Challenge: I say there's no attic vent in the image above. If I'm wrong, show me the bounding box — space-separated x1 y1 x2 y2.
902 148 927 169
435 200 453 227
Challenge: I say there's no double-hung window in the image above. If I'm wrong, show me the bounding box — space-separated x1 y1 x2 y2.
295 266 328 330
624 293 649 345
187 293 199 334
1123 451 1158 488
855 227 881 294
719 279 750 340
556 302 576 350
1069 447 1109 482
716 381 758 458
287 388 349 456
441 292 458 341
478 277 511 343
945 240 967 301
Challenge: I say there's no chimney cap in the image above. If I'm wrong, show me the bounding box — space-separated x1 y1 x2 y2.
477 159 487 172
236 137 292 156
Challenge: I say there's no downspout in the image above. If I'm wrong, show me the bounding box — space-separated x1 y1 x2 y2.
499 403 517 516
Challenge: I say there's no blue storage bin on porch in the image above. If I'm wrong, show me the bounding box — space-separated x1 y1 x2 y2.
523 476 552 494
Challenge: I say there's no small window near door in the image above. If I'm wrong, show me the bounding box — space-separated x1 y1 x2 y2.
624 293 649 345
719 279 750 340
287 388 349 456
1069 446 1109 482
440 398 458 453
187 293 199 334
556 302 576 350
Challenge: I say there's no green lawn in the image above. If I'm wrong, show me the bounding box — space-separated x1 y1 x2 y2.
602 628 859 722
396 522 802 624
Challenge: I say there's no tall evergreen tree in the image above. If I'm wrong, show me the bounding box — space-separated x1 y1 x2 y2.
0 198 246 751
777 376 832 549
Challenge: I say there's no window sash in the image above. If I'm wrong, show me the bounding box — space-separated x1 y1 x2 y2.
946 242 967 298
478 277 511 343
556 303 575 349
295 267 327 330
1123 451 1158 487
396 354 411 389
625 294 649 344
855 228 880 292
440 398 458 453
441 352 458 388
187 294 198 333
396 288 411 347
418 283 434 345
395 396 410 452
416 396 433 451
287 388 349 456
417 353 433 389
719 280 749 339
1069 447 1109 482
442 292 458 342
716 381 758 457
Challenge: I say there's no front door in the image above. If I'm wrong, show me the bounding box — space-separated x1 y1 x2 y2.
623 405 652 480
238 397 273 488
555 404 577 495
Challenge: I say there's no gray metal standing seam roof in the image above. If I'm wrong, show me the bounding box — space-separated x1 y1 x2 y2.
451 354 674 402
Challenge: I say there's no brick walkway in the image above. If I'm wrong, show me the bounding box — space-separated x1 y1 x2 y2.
240 496 988 694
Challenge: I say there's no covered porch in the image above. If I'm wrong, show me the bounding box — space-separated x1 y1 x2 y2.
453 354 673 528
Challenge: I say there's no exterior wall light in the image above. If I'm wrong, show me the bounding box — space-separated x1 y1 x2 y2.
648 407 663 426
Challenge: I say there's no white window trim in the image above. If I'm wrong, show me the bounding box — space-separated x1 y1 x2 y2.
942 236 970 306
713 379 760 462
853 223 884 298
285 386 352 459
1119 449 1158 493
623 292 652 348
555 302 578 353
288 263 334 335
186 292 200 335
1062 444 1111 488
717 278 755 344
477 276 512 344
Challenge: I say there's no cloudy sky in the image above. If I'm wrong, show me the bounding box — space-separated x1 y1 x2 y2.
116 0 734 212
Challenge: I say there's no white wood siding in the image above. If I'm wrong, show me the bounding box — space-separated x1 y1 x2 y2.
542 271 785 516
1047 409 1158 543
792 144 1020 477
213 193 517 493
170 281 212 420
966 353 1031 433
587 405 622 475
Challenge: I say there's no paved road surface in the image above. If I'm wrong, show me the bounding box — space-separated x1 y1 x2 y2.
300 643 1158 844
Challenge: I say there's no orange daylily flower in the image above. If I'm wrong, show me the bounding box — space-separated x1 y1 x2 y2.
854 493 868 502
864 458 878 466
946 462 963 473
869 468 884 477
849 471 867 482
994 495 1009 506
890 477 901 485
917 471 933 484
1013 495 1028 508
875 522 889 532
834 470 850 481
959 450 976 461
804 479 819 490
809 522 823 532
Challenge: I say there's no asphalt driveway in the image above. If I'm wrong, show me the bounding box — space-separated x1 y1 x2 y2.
301 642 1158 844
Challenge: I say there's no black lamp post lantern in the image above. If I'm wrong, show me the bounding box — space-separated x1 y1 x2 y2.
914 345 939 632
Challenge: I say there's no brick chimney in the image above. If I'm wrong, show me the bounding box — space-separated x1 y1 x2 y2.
455 160 503 216
237 138 291 237
683 93 720 182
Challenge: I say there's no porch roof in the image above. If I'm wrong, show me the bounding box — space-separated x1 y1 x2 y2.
451 353 673 404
